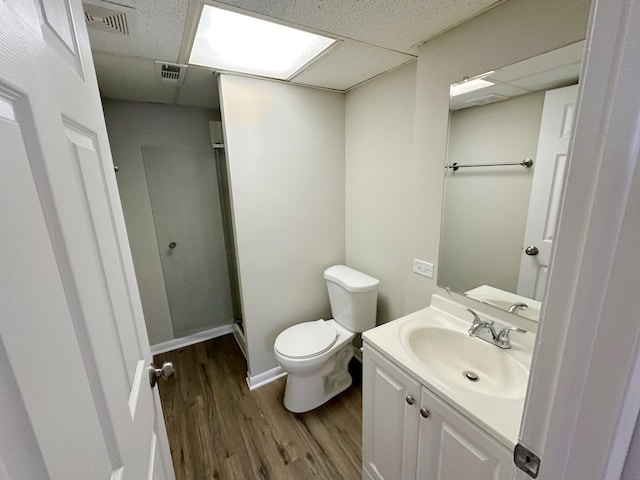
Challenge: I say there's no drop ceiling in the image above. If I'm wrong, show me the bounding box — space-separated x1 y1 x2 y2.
449 41 584 111
86 0 504 108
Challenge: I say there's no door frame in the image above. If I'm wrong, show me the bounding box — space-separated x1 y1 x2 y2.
518 0 640 478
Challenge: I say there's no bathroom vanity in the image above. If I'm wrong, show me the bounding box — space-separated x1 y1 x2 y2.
362 294 535 480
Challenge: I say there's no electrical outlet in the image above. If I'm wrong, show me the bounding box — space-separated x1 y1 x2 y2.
413 258 434 279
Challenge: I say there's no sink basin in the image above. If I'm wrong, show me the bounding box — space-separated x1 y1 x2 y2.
402 325 529 399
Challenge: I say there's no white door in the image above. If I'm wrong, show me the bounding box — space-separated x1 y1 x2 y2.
0 1 175 479
517 84 578 300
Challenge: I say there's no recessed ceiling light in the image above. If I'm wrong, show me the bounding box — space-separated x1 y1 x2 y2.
450 73 495 97
189 6 337 80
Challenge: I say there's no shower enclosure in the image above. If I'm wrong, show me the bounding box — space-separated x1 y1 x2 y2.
142 145 241 339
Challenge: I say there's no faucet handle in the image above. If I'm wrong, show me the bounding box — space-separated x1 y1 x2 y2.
464 307 486 325
496 326 527 348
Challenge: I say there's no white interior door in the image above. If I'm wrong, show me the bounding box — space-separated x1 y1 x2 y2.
0 1 175 479
517 84 578 300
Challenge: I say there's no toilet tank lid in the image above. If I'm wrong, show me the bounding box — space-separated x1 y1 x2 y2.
324 265 379 293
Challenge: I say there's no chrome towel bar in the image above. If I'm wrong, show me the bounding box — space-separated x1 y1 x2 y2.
446 158 533 171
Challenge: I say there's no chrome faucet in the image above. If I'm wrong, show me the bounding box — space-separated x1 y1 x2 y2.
495 326 528 349
465 307 497 338
508 302 528 314
465 307 527 349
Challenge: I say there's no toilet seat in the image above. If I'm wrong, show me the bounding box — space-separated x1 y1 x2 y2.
274 320 338 359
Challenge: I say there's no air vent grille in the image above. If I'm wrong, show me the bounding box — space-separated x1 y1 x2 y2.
154 62 188 85
83 4 130 35
161 64 181 81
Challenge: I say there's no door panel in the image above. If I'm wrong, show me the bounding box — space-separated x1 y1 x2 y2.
518 85 578 300
363 345 420 480
143 146 233 336
0 1 175 478
417 387 513 480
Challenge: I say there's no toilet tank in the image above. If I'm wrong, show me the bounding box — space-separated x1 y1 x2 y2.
324 265 379 333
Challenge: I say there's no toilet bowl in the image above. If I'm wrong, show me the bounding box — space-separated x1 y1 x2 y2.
274 265 379 413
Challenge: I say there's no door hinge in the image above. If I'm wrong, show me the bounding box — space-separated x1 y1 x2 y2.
514 443 541 478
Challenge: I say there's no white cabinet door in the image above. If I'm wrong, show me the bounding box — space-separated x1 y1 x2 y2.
417 387 514 480
0 1 175 478
363 345 421 480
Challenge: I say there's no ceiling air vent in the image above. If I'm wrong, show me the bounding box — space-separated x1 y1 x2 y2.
155 62 188 85
83 3 131 35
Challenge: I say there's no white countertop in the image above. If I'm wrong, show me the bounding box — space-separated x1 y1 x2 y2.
363 294 535 450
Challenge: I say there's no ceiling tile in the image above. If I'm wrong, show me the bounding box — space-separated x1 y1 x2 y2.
214 0 501 53
94 52 177 104
85 0 188 61
291 40 415 91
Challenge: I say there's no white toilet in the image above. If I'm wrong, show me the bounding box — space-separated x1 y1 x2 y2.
274 265 379 413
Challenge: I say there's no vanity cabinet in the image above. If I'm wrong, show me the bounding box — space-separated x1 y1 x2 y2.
363 344 514 480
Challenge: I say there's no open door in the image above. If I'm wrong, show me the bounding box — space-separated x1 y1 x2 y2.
517 84 578 301
0 1 175 478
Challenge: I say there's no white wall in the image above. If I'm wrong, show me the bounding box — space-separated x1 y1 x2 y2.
440 92 544 293
103 100 216 344
345 62 417 324
219 74 345 377
401 0 591 315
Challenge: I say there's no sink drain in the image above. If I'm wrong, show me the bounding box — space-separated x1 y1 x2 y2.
463 370 480 382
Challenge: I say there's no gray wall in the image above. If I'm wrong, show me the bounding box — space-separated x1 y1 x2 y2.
345 62 417 324
440 92 544 293
103 100 217 345
219 74 345 377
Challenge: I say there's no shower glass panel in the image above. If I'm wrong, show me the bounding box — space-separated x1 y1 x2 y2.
142 146 233 337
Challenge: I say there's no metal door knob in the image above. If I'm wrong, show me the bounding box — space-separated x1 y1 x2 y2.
525 245 539 256
406 395 415 405
149 361 175 388
420 408 430 418
168 242 177 249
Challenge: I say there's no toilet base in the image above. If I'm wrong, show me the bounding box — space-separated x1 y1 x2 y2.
283 345 354 413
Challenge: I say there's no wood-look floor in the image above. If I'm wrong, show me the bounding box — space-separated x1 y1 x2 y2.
154 334 362 480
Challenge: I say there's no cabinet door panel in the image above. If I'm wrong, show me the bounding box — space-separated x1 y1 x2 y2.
363 345 421 480
417 387 514 480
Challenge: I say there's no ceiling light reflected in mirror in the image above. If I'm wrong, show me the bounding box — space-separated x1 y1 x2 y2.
450 74 495 97
189 6 337 80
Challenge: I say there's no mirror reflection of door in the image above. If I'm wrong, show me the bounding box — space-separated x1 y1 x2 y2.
517 84 578 300
438 41 584 320
143 146 233 337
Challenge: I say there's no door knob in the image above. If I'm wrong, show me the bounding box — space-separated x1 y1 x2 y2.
149 361 175 388
525 245 539 256
168 242 177 249
406 395 415 405
420 408 430 418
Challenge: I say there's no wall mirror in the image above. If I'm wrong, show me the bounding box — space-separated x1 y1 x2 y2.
438 41 584 321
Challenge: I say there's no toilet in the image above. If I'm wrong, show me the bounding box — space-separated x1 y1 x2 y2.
274 265 379 413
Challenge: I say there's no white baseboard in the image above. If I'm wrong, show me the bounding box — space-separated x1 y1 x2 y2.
232 323 247 360
246 365 287 391
151 324 233 355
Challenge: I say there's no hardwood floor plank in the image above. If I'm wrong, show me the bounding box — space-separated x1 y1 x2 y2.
155 334 362 479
